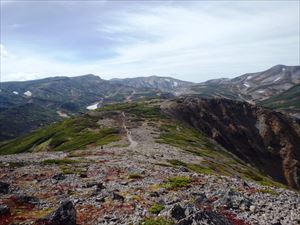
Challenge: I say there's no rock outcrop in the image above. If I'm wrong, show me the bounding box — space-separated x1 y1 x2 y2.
36 200 76 225
164 97 300 189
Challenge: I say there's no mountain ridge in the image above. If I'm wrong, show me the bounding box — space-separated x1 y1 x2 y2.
0 64 299 141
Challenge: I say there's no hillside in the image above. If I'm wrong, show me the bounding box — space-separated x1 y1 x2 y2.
0 99 299 225
260 84 300 118
0 75 167 141
163 97 300 189
229 65 300 101
110 76 193 94
1 98 300 188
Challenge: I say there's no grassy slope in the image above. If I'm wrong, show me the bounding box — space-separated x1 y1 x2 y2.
0 113 120 155
260 84 300 113
0 101 161 155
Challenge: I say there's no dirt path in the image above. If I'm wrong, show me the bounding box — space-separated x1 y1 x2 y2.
121 112 138 148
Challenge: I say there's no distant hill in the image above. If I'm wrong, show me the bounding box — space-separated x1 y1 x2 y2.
110 75 194 94
0 75 170 141
0 65 299 141
188 65 300 102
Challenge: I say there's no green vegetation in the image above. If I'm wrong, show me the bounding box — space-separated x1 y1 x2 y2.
98 102 164 119
162 125 284 188
190 84 241 100
60 165 86 175
148 203 165 214
168 159 215 175
42 158 79 165
242 169 286 188
140 217 174 225
157 123 237 162
162 176 192 190
128 173 144 179
0 114 120 155
5 161 26 168
42 158 87 174
187 164 215 175
158 124 244 175
0 101 162 155
260 84 300 113
158 124 214 151
258 188 279 196
168 159 186 167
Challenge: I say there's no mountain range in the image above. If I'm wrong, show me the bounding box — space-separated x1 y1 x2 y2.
0 64 300 225
1 65 299 141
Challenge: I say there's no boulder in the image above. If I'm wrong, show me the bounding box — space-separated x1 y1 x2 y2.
52 173 66 181
0 205 10 217
0 182 9 194
149 191 160 197
178 166 189 172
184 204 196 217
214 189 252 210
169 204 186 221
177 210 233 225
194 193 208 208
36 200 76 225
112 192 124 202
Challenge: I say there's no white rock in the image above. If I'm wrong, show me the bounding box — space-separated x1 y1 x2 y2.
250 205 256 212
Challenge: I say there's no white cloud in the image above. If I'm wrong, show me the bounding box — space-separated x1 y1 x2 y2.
1 2 299 82
0 44 9 58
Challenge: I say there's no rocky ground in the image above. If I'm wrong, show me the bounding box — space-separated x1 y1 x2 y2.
0 120 300 225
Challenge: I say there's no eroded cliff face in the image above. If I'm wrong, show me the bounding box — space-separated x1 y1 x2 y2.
163 97 300 189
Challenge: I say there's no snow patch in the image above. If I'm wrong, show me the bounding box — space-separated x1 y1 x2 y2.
257 90 265 93
274 77 281 82
86 102 99 110
282 68 286 72
13 91 19 95
57 111 70 118
246 76 252 80
243 83 250 88
173 81 178 87
164 78 171 82
24 91 32 97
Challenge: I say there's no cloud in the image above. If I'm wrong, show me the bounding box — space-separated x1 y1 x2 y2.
1 1 299 82
0 44 9 58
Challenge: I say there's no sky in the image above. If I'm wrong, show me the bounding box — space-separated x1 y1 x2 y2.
0 0 299 82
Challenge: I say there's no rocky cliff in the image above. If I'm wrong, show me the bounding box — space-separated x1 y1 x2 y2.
163 97 300 189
